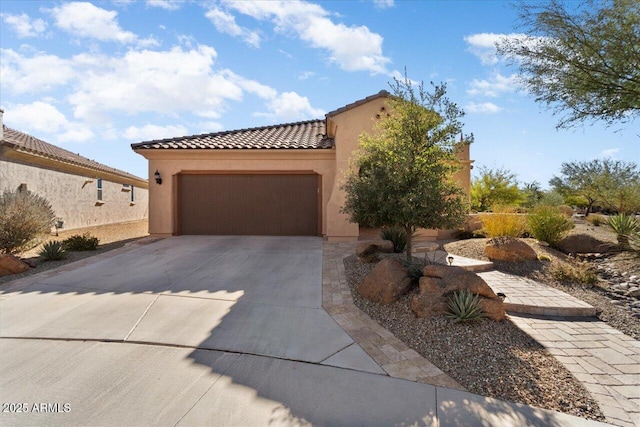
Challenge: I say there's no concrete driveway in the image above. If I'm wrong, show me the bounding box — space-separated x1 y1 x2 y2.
0 236 610 426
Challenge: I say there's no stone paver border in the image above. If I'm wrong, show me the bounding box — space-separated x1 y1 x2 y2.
322 241 463 389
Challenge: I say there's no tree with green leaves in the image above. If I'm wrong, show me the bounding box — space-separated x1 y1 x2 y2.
521 181 544 208
497 0 640 128
341 75 470 262
549 159 640 215
470 167 522 212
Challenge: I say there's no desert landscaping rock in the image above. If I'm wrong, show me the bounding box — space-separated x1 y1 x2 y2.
485 237 537 262
556 234 617 254
356 240 394 261
413 265 505 321
357 258 412 304
0 254 30 276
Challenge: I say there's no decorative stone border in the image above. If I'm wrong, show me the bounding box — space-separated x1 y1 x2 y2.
322 241 464 390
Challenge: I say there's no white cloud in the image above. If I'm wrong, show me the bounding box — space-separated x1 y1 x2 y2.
205 7 261 48
1 13 47 38
373 0 394 9
223 0 391 74
464 32 543 66
467 73 518 97
298 71 315 80
600 148 619 158
146 0 182 11
465 102 502 114
65 45 279 124
48 2 146 44
1 49 76 95
4 101 94 142
123 124 189 140
256 91 325 121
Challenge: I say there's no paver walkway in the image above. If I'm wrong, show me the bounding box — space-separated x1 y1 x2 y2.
510 315 640 427
327 240 639 427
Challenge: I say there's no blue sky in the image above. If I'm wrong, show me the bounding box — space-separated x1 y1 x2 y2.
1 0 637 187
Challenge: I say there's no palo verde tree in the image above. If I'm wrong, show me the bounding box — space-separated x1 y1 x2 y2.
470 166 522 211
497 0 640 128
549 159 640 215
341 74 471 263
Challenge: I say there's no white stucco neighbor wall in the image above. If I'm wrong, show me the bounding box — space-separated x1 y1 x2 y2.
0 158 148 230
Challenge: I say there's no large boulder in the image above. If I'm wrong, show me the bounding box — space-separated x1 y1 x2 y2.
358 258 412 304
556 234 617 254
485 237 537 262
356 240 394 261
412 265 505 321
0 254 30 277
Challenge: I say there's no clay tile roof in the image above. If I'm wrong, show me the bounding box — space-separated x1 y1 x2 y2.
325 90 390 117
131 119 333 150
1 125 146 183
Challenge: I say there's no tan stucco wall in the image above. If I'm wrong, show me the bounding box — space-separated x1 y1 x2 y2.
134 94 472 240
137 150 335 236
325 97 389 240
0 156 148 230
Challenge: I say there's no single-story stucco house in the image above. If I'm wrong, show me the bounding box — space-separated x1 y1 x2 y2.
0 109 149 231
131 91 472 241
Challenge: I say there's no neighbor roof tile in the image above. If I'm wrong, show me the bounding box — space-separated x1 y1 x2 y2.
2 125 145 182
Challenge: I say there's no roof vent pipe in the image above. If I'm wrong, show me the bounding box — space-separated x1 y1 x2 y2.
0 108 4 142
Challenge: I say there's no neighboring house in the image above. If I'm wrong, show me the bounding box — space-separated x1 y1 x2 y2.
131 91 473 241
0 109 149 231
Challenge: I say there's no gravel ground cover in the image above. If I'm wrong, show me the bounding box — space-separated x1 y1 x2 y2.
0 220 150 287
344 254 604 422
444 221 640 340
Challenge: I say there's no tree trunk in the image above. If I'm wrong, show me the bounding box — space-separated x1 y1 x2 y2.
585 200 594 217
405 225 413 264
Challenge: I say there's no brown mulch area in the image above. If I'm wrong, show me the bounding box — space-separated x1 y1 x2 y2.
0 220 151 287
344 254 604 422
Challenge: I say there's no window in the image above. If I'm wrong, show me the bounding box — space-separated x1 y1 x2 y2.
130 186 135 202
97 178 103 201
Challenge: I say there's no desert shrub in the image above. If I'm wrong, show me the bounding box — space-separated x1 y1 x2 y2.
479 207 528 238
557 205 574 218
607 214 639 250
0 190 56 255
527 206 574 247
452 228 475 240
446 290 486 322
550 262 598 286
38 241 66 260
62 233 99 251
586 214 605 226
380 226 409 253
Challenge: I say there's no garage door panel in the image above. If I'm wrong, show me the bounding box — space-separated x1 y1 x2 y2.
179 174 318 236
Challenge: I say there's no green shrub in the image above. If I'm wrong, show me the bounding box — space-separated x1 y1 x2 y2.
527 206 574 247
446 290 486 322
380 226 409 253
586 214 605 226
479 207 528 238
607 214 639 250
38 241 66 260
0 190 56 255
62 233 100 251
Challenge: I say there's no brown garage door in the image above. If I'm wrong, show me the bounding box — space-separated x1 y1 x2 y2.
178 174 319 236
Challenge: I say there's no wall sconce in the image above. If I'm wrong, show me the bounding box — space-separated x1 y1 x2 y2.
447 256 454 266
154 170 163 185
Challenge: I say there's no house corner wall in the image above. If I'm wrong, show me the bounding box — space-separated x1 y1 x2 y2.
325 97 389 241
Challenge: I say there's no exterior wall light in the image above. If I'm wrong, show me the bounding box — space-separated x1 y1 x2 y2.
154 170 163 185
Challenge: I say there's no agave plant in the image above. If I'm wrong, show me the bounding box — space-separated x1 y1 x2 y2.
446 289 486 322
38 241 66 261
607 214 639 250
